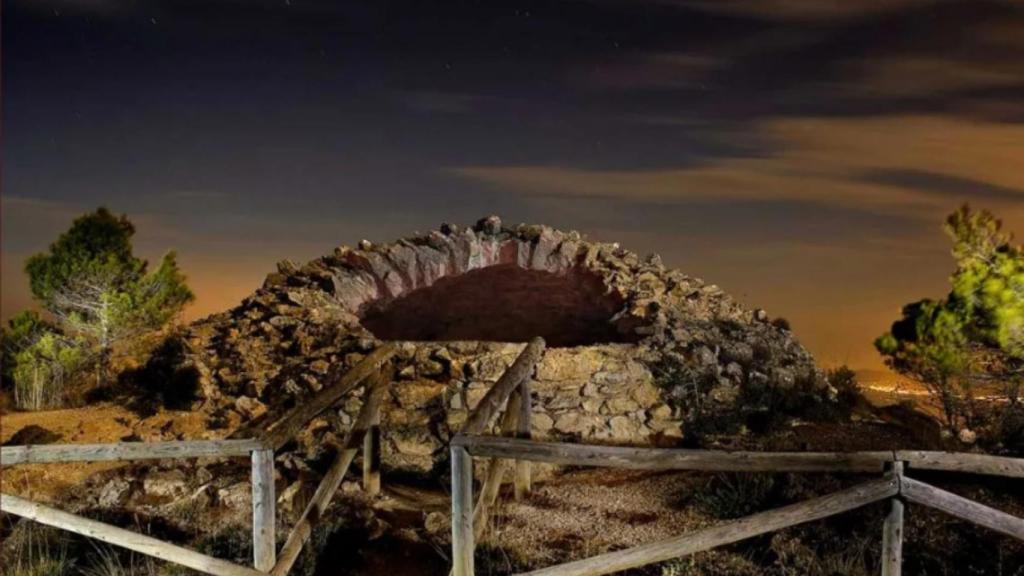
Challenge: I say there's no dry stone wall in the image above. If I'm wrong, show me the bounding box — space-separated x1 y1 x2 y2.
166 216 833 478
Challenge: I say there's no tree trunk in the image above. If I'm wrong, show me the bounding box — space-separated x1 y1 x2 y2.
96 346 110 389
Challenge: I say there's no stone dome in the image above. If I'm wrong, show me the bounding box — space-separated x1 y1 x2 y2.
174 216 831 475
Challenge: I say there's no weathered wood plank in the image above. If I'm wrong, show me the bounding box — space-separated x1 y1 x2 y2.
901 476 1024 541
260 343 397 450
362 402 382 497
0 439 263 466
454 436 894 473
881 462 904 576
898 451 1024 479
881 498 904 576
1 493 262 576
461 338 545 436
472 389 522 541
515 476 900 576
451 445 475 576
251 448 277 571
514 379 532 501
270 372 389 576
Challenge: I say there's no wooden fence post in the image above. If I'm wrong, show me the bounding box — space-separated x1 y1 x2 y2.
363 401 382 497
472 389 522 541
514 379 532 501
251 448 276 572
451 445 475 576
881 462 904 576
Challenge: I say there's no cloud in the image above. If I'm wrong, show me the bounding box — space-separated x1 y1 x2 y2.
678 0 938 22
858 169 1024 202
449 114 1024 219
842 56 1024 99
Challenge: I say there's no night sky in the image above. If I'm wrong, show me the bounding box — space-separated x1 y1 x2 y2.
4 0 1024 370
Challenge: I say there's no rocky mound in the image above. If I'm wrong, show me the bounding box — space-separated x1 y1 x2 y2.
162 216 833 476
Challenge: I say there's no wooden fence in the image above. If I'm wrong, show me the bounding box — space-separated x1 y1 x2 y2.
450 337 1024 576
3 336 1022 576
0 344 398 576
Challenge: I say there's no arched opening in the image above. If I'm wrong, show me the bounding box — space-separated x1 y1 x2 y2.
359 264 637 346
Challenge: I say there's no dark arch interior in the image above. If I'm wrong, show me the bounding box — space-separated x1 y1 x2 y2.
359 264 637 346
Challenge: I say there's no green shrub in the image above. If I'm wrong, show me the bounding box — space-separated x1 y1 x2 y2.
826 365 864 417
12 330 84 411
692 473 777 519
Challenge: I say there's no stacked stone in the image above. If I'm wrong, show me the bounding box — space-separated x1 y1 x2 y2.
165 216 830 476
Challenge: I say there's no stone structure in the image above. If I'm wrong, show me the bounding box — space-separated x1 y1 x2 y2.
173 216 833 477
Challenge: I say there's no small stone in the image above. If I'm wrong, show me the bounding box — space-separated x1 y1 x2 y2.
278 482 309 520
449 392 464 410
581 397 603 413
310 359 330 375
532 412 554 433
958 428 977 444
474 215 502 235
217 482 251 510
425 511 449 535
98 477 132 507
235 396 268 420
724 362 744 381
604 396 640 414
196 467 214 485
609 416 639 439
649 403 673 420
143 470 188 499
553 413 602 436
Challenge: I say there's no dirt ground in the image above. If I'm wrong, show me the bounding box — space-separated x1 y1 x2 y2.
1 382 1019 575
0 403 213 502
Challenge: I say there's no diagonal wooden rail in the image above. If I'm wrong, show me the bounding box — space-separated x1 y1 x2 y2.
1 493 264 576
517 475 901 576
270 370 390 576
452 337 546 576
452 435 1024 576
1 344 398 576
451 338 1024 576
257 343 398 451
1 439 274 575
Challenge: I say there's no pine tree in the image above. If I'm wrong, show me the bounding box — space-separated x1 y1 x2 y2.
876 205 1024 431
24 207 195 388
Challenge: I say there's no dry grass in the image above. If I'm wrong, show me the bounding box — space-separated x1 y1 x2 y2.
476 469 709 571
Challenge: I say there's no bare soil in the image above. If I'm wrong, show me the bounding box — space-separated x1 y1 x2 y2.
0 403 213 502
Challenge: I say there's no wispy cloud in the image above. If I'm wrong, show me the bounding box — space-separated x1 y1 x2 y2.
677 0 937 22
449 114 1024 218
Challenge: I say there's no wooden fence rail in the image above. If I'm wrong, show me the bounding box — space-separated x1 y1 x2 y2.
0 345 398 576
452 436 1024 576
517 476 901 576
269 370 390 576
258 343 398 451
1 493 264 576
1 439 263 465
454 436 894 473
452 337 545 576
452 337 1024 576
0 437 277 575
